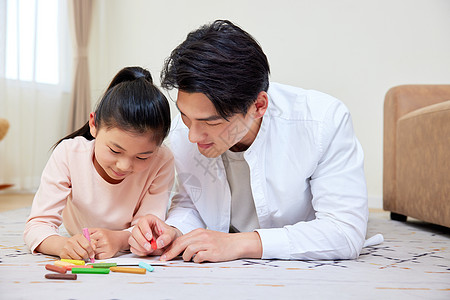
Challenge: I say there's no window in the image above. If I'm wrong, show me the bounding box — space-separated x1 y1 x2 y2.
5 0 60 84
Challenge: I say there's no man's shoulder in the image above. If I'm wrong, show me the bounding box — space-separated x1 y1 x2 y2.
168 115 198 157
267 82 347 121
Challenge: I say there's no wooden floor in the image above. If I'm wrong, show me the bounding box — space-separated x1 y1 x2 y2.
0 193 34 212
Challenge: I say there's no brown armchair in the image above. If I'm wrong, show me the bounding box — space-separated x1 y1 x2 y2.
0 118 12 190
383 85 450 228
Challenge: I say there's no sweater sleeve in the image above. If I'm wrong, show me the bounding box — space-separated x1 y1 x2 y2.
23 142 72 253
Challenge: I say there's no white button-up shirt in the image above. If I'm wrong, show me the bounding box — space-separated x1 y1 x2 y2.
166 82 368 260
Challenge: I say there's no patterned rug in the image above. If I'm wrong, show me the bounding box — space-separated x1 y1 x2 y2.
0 207 449 299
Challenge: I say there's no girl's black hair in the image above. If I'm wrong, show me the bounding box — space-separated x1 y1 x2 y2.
161 20 270 119
54 66 171 148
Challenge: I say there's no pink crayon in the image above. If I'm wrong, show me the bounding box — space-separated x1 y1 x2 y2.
82 228 95 263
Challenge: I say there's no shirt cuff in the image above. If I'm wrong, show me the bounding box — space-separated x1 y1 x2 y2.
255 228 291 260
165 219 194 235
123 226 134 233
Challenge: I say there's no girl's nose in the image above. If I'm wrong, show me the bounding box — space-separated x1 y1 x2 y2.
116 158 132 172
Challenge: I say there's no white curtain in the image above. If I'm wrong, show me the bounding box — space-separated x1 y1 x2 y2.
67 0 92 132
0 0 71 192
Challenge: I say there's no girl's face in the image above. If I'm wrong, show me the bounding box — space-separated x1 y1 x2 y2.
89 113 159 184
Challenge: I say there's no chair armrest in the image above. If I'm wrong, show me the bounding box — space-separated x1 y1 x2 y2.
383 85 450 211
395 100 450 227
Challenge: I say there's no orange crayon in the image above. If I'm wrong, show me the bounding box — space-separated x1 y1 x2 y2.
110 267 146 274
45 264 67 274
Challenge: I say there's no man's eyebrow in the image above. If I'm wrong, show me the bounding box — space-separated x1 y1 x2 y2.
175 102 223 122
111 143 153 154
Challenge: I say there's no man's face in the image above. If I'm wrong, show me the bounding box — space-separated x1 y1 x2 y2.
176 90 258 158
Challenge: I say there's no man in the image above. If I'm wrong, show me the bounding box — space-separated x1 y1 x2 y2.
129 20 369 263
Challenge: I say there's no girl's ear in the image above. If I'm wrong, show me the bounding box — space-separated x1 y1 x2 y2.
252 91 268 119
89 112 97 138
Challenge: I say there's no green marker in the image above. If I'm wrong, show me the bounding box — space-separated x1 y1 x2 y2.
71 267 110 274
89 263 117 268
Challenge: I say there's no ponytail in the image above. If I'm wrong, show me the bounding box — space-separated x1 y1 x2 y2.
53 66 170 150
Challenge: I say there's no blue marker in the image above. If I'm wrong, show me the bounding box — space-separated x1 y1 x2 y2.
138 262 154 272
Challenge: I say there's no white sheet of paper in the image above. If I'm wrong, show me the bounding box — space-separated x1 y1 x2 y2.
96 252 170 266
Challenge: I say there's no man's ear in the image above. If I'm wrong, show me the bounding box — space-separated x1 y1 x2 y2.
89 112 97 138
253 91 268 119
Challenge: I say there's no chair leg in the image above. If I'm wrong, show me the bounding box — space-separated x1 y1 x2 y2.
390 212 407 222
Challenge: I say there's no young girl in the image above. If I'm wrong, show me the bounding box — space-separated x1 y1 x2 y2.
23 66 174 261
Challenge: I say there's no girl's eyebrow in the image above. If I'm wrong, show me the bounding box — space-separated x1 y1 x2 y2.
111 143 153 154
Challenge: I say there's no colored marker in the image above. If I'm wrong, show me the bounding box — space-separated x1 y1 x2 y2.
45 264 67 274
82 228 95 263
60 259 85 265
71 267 110 274
138 262 154 272
45 273 77 280
151 238 157 250
110 267 146 274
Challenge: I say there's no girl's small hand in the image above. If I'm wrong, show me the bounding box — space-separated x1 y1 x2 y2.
129 214 181 257
89 228 131 260
59 234 95 261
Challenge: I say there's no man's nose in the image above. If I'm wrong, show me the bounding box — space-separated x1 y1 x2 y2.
188 122 206 143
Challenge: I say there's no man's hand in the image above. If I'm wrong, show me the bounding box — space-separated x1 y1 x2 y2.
161 229 263 263
129 214 181 256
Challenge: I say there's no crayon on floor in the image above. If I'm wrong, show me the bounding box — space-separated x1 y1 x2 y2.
45 264 67 274
65 265 93 271
139 262 154 272
45 273 77 280
61 259 85 265
71 268 110 274
54 260 75 268
110 267 146 274
89 263 117 268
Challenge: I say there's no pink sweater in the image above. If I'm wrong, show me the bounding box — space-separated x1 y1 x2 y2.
23 137 174 253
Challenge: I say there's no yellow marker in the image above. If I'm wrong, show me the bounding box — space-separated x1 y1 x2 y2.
110 267 146 274
61 259 85 265
54 260 75 267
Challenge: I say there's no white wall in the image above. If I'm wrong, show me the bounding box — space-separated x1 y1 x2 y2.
89 0 450 208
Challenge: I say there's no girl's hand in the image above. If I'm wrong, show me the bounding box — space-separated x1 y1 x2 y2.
58 234 96 261
129 214 181 257
88 228 131 260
